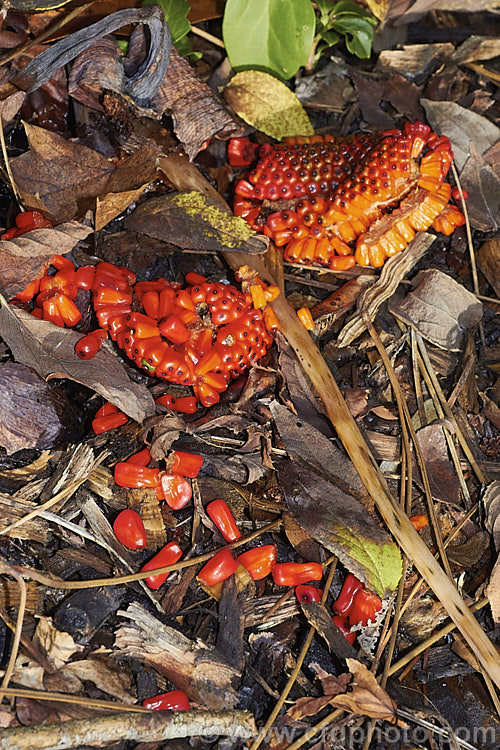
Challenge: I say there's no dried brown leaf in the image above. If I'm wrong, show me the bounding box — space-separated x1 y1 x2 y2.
10 124 160 224
152 46 238 159
460 143 500 232
0 221 92 300
331 659 397 721
388 269 483 352
0 302 154 422
421 99 500 170
415 424 460 504
34 617 83 671
477 239 500 297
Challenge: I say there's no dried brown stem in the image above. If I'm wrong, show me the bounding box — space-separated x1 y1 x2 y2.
0 710 256 750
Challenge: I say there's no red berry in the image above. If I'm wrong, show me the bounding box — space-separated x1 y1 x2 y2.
113 509 147 550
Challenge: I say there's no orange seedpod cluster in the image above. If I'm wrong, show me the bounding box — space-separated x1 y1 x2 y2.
10 257 277 409
232 122 465 270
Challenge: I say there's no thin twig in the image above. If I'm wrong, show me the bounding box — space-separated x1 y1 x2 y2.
0 564 26 701
9 519 282 590
190 25 225 49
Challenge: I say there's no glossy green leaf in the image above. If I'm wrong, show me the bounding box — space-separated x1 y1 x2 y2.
222 0 316 80
144 0 199 56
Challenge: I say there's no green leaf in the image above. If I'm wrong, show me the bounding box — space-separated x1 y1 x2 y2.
222 0 316 80
333 0 377 21
331 15 375 58
143 0 190 46
344 28 373 58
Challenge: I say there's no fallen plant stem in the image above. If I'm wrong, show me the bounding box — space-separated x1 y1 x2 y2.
0 709 256 750
7 519 282 590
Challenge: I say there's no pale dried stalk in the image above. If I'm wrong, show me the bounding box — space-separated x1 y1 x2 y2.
0 710 256 750
158 156 500 690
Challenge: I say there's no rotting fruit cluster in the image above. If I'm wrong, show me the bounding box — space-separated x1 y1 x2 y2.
230 121 466 269
10 257 280 408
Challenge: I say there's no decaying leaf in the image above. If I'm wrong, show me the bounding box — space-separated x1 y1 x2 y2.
280 458 401 597
0 302 154 422
460 143 500 232
9 124 160 224
124 191 268 255
331 659 398 721
11 6 170 106
415 424 460 505
388 269 483 352
224 70 314 140
364 0 390 22
152 47 239 160
477 239 500 297
0 221 92 300
33 616 83 671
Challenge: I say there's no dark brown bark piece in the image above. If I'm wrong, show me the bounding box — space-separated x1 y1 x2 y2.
0 362 80 454
115 603 239 709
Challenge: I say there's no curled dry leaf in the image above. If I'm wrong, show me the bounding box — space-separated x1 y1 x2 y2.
0 302 154 423
0 221 92 300
11 6 170 106
152 47 239 160
331 659 398 722
388 269 483 352
225 70 314 140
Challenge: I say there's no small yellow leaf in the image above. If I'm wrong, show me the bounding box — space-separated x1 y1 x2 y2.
365 0 390 22
225 70 313 140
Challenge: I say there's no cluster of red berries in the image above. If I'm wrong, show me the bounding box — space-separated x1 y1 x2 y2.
10 252 279 408
230 122 466 270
